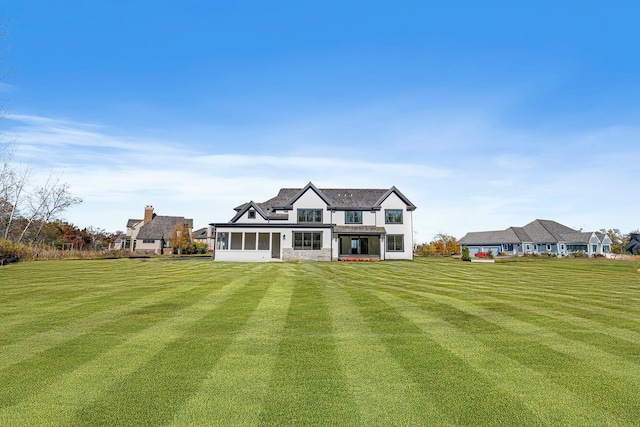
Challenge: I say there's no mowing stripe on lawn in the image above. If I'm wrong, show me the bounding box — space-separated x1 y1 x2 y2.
259 273 359 425
0 287 218 408
371 288 627 426
321 281 451 426
73 269 272 426
0 281 213 372
392 274 640 347
170 266 295 426
374 282 640 385
0 267 260 427
334 270 540 426
0 259 242 371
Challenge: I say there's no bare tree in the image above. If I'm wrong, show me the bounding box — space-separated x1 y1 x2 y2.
24 177 82 243
2 160 30 240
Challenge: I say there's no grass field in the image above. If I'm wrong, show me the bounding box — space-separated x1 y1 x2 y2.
1 257 639 426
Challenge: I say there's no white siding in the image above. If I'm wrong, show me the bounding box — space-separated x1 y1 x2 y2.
378 192 414 260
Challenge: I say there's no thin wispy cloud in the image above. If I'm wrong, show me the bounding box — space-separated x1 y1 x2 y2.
5 112 638 239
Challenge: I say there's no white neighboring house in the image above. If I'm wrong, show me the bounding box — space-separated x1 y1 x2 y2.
126 205 194 255
458 219 612 257
211 182 416 262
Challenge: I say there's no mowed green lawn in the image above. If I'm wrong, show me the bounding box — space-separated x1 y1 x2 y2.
1 257 639 426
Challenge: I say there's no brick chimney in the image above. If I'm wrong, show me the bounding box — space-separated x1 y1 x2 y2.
144 205 154 225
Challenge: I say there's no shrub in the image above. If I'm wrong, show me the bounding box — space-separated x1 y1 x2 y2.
487 249 494 259
0 239 26 259
568 252 588 258
193 242 208 254
461 247 471 262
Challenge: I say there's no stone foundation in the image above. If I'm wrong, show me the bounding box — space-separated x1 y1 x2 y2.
282 248 331 262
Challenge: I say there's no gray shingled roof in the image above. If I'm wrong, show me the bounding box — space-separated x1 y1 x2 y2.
192 227 209 239
127 219 142 228
459 219 593 245
559 231 593 244
137 216 194 240
458 228 527 245
625 233 640 253
232 183 416 223
523 219 577 242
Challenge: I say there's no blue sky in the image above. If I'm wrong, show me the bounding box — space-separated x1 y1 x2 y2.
1 1 639 240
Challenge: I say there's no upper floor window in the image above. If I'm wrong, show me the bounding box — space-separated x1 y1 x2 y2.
345 211 362 224
248 210 256 219
298 209 322 223
385 209 403 224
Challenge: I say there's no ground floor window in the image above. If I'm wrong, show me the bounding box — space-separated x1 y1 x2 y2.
603 245 610 253
387 234 404 252
504 244 514 251
142 239 155 244
567 244 588 252
293 232 322 250
339 235 380 256
546 244 552 251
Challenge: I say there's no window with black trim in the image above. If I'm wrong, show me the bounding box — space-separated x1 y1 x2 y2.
385 209 403 224
298 209 322 223
345 211 362 224
386 235 404 251
248 210 256 219
293 232 322 250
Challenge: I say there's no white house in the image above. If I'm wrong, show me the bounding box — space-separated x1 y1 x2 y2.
211 182 416 262
458 219 612 257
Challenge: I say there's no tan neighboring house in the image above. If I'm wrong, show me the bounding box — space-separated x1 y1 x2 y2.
126 206 193 254
192 227 215 252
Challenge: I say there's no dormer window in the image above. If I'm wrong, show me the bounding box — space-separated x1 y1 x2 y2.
298 209 322 223
248 210 256 219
